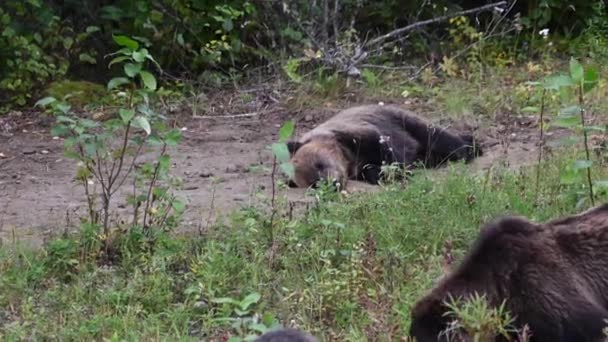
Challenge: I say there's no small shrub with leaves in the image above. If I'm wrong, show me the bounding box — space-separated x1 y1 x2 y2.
525 57 604 208
36 35 184 257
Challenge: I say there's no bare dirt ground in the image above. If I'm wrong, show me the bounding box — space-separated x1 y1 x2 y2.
0 96 568 248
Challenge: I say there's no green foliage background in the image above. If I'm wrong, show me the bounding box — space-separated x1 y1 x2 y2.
0 0 607 109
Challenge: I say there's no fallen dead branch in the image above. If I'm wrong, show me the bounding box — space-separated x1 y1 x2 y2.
283 1 508 76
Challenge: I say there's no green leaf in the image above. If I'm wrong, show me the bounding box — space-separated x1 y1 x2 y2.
124 63 142 78
551 115 580 128
51 124 70 137
57 103 72 114
594 180 608 189
249 324 269 333
543 74 573 90
109 55 130 67
84 142 97 157
584 125 607 133
280 162 295 179
132 116 151 135
35 96 57 107
139 71 157 90
569 57 584 83
222 18 234 32
79 53 97 64
80 119 99 128
63 36 74 50
107 77 130 90
172 200 186 212
119 108 135 123
158 155 171 171
573 159 592 170
57 115 76 124
239 292 261 311
521 106 539 113
132 51 146 63
583 66 600 92
279 120 295 142
112 35 139 50
271 143 290 162
211 297 237 305
559 105 581 116
85 26 100 34
164 129 182 146
147 135 163 147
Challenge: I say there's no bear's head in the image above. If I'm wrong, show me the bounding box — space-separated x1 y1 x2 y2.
287 136 349 190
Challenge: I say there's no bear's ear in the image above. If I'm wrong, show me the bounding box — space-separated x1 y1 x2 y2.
286 141 303 155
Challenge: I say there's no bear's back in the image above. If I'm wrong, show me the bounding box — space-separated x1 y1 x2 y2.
301 104 416 142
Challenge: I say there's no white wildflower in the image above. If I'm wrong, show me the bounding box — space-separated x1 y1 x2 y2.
379 135 391 144
539 28 549 39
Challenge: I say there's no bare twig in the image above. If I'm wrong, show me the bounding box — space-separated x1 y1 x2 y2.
535 89 547 203
192 112 261 119
578 85 595 205
268 156 278 247
364 1 507 48
322 0 329 51
201 182 217 236
142 143 168 231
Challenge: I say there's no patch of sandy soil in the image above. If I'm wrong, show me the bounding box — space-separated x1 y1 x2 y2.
0 99 570 248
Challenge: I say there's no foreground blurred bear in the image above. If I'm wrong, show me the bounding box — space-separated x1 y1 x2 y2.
255 328 317 342
286 104 482 189
410 203 608 342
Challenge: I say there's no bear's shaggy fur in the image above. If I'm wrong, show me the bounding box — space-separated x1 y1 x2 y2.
286 104 482 188
409 203 608 342
255 328 317 342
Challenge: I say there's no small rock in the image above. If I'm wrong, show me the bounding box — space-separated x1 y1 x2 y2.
184 171 192 176
40 150 50 155
200 171 213 178
184 185 199 191
225 165 241 173
233 195 247 202
304 114 313 122
0 152 6 158
22 149 36 155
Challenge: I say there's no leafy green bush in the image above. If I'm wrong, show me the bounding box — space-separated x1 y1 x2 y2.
0 2 98 109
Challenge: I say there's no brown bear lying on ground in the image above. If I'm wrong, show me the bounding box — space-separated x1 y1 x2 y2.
255 328 317 342
409 203 608 342
286 104 482 189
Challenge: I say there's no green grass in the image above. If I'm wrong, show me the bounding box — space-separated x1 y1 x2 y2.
1 149 606 341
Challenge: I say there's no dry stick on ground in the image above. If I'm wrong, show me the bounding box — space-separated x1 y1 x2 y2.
364 1 507 49
365 2 504 73
344 1 508 71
